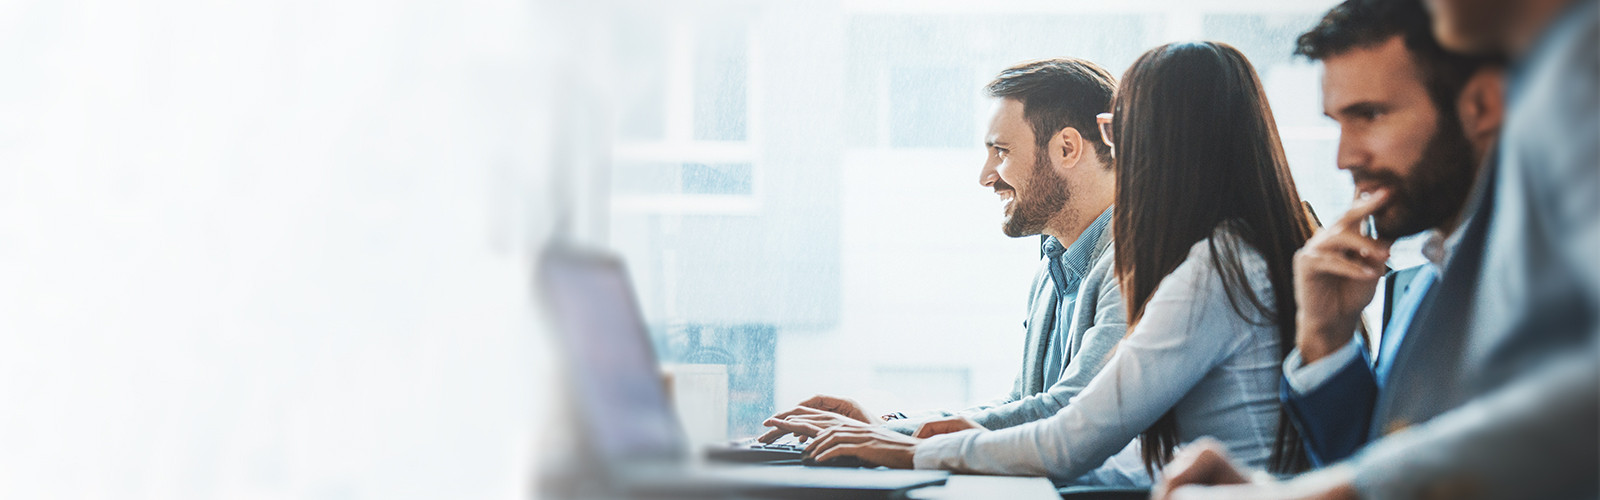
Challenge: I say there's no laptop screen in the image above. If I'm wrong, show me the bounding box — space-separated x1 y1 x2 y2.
538 250 686 463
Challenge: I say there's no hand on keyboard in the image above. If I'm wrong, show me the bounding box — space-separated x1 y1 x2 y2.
805 424 920 469
760 405 878 443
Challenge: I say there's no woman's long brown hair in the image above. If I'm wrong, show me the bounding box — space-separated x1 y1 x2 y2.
1109 42 1313 475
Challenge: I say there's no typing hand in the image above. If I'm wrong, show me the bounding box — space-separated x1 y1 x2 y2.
1292 189 1392 363
757 395 881 443
793 394 878 424
806 424 920 469
913 415 984 438
759 406 866 443
1154 439 1358 500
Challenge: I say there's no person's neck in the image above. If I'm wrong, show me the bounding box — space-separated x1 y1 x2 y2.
1509 0 1579 56
1043 198 1112 247
1437 145 1497 237
1436 211 1467 238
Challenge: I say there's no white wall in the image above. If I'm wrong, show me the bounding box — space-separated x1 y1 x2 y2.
0 1 551 498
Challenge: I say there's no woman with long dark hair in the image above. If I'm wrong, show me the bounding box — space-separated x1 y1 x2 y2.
804 41 1311 484
1107 41 1312 476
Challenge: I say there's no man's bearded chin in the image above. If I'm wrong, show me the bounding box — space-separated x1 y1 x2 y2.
1388 121 1478 239
1002 197 1044 237
1354 174 1426 240
1010 186 1070 239
1357 119 1477 240
1005 190 1071 239
1374 199 1424 240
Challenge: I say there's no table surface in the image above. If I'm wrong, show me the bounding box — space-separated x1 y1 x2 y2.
908 474 1060 500
537 463 1062 500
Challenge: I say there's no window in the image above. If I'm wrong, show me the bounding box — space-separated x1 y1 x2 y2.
888 66 974 148
610 16 759 215
694 25 751 142
612 162 755 196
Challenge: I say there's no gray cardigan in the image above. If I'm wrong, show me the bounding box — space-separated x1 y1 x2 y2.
886 222 1127 434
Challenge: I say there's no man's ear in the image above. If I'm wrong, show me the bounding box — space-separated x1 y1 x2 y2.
1457 67 1506 154
1053 127 1086 173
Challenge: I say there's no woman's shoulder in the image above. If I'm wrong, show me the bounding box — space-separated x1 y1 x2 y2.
1181 221 1271 275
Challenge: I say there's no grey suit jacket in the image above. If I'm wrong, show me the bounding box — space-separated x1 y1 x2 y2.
886 223 1127 434
1343 3 1599 498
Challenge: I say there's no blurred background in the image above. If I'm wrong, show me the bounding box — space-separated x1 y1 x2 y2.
0 0 1429 498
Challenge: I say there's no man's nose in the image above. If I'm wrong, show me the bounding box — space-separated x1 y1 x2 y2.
979 163 999 187
1335 135 1369 171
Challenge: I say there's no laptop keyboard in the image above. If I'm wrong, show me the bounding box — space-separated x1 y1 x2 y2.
705 439 807 463
751 442 805 452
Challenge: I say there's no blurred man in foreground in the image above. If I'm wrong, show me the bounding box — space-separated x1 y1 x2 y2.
1156 0 1599 498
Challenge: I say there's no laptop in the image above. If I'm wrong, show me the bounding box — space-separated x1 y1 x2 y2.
535 245 948 498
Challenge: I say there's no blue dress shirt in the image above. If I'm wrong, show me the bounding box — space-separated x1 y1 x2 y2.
1039 208 1114 390
1374 265 1438 388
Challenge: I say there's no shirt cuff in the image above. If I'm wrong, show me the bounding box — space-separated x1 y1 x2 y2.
1283 339 1362 395
911 428 981 470
882 418 921 436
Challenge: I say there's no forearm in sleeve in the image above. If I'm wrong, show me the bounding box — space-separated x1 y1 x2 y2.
883 378 1024 435
1280 340 1378 466
965 321 1126 431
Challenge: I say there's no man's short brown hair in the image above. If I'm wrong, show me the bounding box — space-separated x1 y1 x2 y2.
985 58 1117 167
